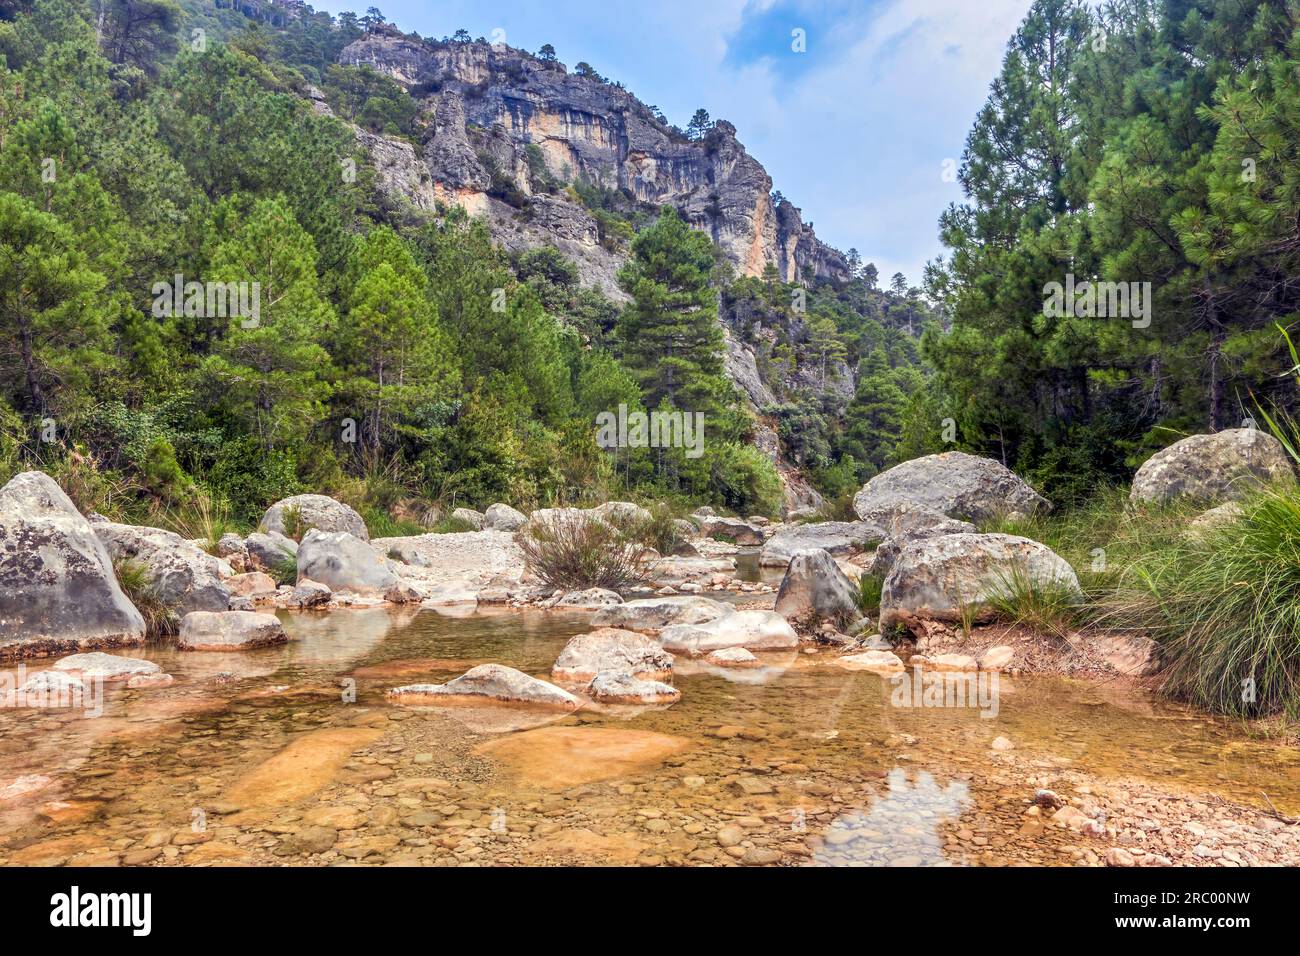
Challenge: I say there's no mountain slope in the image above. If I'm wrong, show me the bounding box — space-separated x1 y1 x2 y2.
335 29 850 300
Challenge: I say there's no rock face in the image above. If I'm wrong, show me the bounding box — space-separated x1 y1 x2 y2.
551 628 673 682
297 530 399 596
261 494 369 542
483 503 527 532
0 472 146 658
775 548 861 628
879 533 1080 632
338 36 849 293
1129 428 1294 505
760 521 882 567
91 521 233 613
388 664 581 710
590 596 731 633
178 611 288 651
659 610 799 655
853 453 1050 525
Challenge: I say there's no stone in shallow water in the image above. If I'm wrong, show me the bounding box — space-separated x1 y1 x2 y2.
178 610 287 651
51 652 162 681
388 663 581 711
705 647 758 667
586 672 680 704
225 727 385 810
472 726 692 787
659 610 798 655
835 650 905 674
551 628 673 682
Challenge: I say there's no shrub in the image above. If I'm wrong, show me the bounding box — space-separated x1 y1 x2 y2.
630 501 691 555
518 512 647 591
986 565 1083 639
857 572 883 615
1098 487 1300 717
113 559 176 638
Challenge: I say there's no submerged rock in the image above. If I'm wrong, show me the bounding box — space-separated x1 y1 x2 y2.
1130 428 1294 505
0 472 145 657
261 494 369 542
388 663 582 710
586 672 680 704
853 452 1050 525
178 611 288 650
835 650 905 674
551 628 673 682
879 533 1080 633
51 651 162 681
659 610 798 655
590 596 731 633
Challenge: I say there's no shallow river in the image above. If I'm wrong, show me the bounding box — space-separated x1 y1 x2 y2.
1 606 1296 866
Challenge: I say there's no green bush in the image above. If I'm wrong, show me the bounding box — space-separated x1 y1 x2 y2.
1100 487 1300 717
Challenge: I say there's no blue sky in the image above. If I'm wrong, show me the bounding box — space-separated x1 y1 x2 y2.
312 0 1035 284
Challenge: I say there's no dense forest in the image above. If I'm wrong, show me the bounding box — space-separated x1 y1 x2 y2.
926 0 1300 506
3 0 1297 538
0 0 945 534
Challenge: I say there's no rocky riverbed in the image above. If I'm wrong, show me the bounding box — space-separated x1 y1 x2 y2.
1 606 1296 867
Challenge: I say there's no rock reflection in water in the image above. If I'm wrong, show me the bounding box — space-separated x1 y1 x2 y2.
812 768 971 867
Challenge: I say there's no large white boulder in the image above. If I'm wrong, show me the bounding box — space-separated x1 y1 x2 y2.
1130 428 1294 505
91 520 233 613
853 452 1050 525
759 521 883 567
261 494 369 542
51 651 163 681
483 503 527 532
244 530 298 571
297 529 399 596
879 533 1080 632
774 548 860 628
388 664 581 710
178 610 288 650
0 472 145 657
551 628 674 682
659 610 799 655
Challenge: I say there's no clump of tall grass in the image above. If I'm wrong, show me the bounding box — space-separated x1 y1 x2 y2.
986 565 1085 639
113 558 177 637
1098 486 1300 717
518 512 647 591
857 573 883 615
631 502 694 555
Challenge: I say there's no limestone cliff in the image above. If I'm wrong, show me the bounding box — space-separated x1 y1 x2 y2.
338 34 850 297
